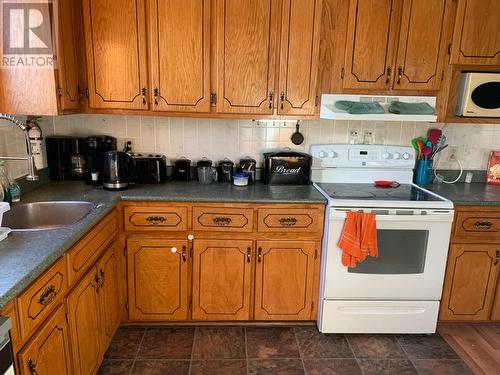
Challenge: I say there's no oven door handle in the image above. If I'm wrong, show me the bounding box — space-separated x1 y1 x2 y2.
330 212 454 222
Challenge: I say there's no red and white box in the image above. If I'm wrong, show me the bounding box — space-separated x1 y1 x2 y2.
487 151 500 185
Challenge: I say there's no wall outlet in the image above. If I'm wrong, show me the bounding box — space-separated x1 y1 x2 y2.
447 146 459 161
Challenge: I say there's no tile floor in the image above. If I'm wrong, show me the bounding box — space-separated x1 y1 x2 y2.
97 326 474 374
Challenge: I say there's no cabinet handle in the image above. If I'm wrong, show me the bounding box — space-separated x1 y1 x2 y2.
99 269 105 289
141 87 147 105
257 247 262 262
182 245 187 262
385 67 392 84
27 359 37 375
145 216 166 224
95 273 102 293
212 216 232 226
38 285 56 306
495 250 500 266
247 247 251 262
280 91 286 110
474 221 493 230
397 66 403 85
268 91 274 109
153 87 159 105
278 217 298 226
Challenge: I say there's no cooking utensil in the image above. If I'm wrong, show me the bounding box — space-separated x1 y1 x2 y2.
374 180 400 188
291 121 304 145
416 139 425 157
428 128 442 147
422 146 432 160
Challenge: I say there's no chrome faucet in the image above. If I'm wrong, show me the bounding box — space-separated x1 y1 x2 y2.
0 114 38 181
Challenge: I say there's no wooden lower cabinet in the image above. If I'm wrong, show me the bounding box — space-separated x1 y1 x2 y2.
17 305 72 375
440 244 500 321
254 241 316 320
192 239 253 320
66 267 102 375
127 238 189 320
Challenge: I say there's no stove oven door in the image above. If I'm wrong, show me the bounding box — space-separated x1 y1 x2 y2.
323 208 454 300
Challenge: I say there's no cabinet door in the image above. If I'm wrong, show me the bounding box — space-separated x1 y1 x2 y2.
18 305 72 375
57 0 81 111
343 0 401 90
66 267 102 375
150 0 210 112
277 0 322 115
394 0 452 91
127 238 189 320
451 0 500 65
97 244 121 348
440 244 500 321
82 0 149 109
192 239 253 320
254 241 316 320
216 0 280 114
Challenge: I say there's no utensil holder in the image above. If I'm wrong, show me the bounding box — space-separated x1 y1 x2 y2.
415 160 433 186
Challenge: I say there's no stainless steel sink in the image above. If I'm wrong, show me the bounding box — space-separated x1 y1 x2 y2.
3 201 95 231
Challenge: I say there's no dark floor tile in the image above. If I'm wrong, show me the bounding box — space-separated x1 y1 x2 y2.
130 360 190 375
303 359 362 375
97 359 134 375
413 359 474 375
137 327 194 359
357 359 418 375
248 359 305 375
105 327 145 359
192 327 245 359
294 327 354 359
397 334 460 359
190 359 247 375
346 335 407 359
246 327 300 359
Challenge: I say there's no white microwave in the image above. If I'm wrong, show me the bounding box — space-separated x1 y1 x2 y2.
456 72 500 117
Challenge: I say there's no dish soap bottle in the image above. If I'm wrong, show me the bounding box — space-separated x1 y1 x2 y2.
0 162 20 203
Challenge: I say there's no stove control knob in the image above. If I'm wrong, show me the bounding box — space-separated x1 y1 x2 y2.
402 152 411 160
393 152 401 160
318 151 328 158
328 151 336 158
382 152 391 159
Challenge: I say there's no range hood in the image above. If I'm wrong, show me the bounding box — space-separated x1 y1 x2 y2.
320 94 437 122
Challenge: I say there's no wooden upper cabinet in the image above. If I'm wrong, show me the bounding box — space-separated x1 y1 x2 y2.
82 0 149 110
127 238 189 320
149 0 211 112
254 241 316 320
192 239 253 320
216 0 280 114
440 244 500 321
394 0 452 91
343 0 401 90
278 0 322 115
451 0 500 65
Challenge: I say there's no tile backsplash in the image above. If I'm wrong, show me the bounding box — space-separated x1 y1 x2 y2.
1 114 499 179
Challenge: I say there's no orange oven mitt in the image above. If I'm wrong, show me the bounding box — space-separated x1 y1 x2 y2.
338 211 378 268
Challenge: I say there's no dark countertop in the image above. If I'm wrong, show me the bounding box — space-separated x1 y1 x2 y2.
0 181 325 309
426 183 500 206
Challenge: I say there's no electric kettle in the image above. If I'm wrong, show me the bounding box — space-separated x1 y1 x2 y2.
101 151 136 191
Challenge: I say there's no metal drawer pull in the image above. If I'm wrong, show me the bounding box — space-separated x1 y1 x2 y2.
182 245 187 262
257 247 262 262
280 91 286 110
247 247 251 263
95 273 102 292
146 216 167 224
474 221 493 229
279 217 298 226
38 285 56 306
99 269 105 289
141 87 147 105
385 67 392 84
153 87 159 105
397 66 403 85
27 359 37 374
213 216 232 226
268 91 274 109
495 250 500 266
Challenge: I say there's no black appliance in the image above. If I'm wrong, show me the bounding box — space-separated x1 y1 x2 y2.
132 153 167 183
239 157 256 183
101 151 136 191
263 150 312 185
46 136 86 180
174 157 191 181
218 158 234 182
84 136 117 184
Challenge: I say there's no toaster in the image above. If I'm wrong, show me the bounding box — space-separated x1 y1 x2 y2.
263 150 312 185
131 153 167 183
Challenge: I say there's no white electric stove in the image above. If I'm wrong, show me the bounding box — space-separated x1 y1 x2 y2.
310 144 454 334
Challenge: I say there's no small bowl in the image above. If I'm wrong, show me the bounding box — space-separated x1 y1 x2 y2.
233 172 250 186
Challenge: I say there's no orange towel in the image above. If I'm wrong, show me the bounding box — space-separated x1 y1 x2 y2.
338 211 378 268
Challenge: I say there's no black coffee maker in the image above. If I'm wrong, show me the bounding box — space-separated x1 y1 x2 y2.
85 136 117 184
46 137 86 180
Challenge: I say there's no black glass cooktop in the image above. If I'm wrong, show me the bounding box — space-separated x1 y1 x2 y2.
316 183 446 202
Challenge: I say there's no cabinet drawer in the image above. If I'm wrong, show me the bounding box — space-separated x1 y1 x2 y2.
257 208 322 233
453 212 500 241
17 258 68 340
67 211 117 284
124 206 188 232
193 206 253 232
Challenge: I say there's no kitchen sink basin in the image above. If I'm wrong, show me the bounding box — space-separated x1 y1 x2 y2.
3 201 95 231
